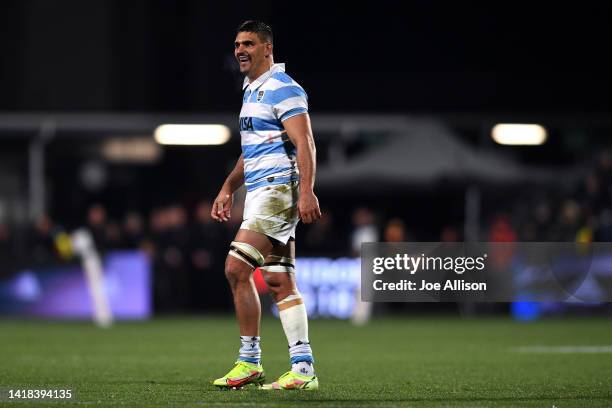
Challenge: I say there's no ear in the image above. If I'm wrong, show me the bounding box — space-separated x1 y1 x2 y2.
265 43 273 57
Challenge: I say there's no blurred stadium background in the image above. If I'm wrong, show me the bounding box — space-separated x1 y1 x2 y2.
1 1 611 406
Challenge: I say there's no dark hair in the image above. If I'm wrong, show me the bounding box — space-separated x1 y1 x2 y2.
237 20 273 43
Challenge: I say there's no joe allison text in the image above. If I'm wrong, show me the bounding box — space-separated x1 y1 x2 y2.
373 279 487 291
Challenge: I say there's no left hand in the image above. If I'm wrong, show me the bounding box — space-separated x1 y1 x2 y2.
298 190 322 224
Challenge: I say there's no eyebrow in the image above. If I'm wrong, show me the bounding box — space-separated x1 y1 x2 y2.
234 40 256 47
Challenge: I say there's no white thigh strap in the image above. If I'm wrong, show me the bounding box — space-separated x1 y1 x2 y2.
261 255 295 273
229 241 265 269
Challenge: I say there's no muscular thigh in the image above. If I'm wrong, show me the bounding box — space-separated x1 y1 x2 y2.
270 238 295 259
234 228 275 255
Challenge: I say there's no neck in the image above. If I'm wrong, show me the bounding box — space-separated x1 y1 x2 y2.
248 57 274 82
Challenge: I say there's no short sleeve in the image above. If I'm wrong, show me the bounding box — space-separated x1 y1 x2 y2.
270 85 308 121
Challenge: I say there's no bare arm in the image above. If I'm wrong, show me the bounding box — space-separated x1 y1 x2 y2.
211 154 244 222
283 113 321 223
222 154 245 194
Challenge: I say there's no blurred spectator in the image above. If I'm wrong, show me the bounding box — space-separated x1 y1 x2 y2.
533 201 553 240
351 208 379 256
0 223 13 277
105 221 122 250
145 207 171 312
190 201 222 269
595 210 612 241
596 149 612 197
488 214 516 269
549 199 582 241
350 208 379 326
440 225 460 242
28 214 56 264
0 223 10 253
576 215 595 243
578 172 605 216
87 203 107 251
160 204 190 311
189 200 230 309
122 211 145 249
304 210 345 256
383 218 406 243
520 201 552 241
488 214 516 243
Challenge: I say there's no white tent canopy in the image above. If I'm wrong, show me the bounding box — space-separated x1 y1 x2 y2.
317 118 556 188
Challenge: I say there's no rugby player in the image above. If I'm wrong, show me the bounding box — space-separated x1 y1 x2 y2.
212 20 321 391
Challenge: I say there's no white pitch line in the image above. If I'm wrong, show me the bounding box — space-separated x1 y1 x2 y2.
513 346 612 353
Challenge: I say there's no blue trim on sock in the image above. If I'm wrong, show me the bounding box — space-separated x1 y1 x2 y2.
238 356 260 364
290 355 314 364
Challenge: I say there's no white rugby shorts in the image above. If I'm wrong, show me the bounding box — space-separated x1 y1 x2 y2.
240 181 299 244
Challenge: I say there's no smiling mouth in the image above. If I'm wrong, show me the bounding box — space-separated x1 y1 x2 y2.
238 55 250 63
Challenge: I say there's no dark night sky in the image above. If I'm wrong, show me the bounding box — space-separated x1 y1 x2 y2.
1 0 611 113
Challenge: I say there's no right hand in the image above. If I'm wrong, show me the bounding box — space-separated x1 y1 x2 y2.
211 190 233 222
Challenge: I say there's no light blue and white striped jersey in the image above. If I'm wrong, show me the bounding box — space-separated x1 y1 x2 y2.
239 63 308 192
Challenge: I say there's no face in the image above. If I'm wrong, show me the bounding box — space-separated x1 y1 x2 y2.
234 31 272 77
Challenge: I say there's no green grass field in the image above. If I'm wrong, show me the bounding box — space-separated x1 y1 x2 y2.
1 316 611 407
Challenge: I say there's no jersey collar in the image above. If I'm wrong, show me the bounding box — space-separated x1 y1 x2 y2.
242 63 285 91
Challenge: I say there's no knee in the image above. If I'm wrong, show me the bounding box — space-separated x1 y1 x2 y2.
263 273 295 302
225 241 266 288
263 273 281 293
224 257 251 288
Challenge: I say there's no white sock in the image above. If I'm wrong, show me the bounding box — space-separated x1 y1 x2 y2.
238 335 261 364
277 294 315 375
290 343 314 376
